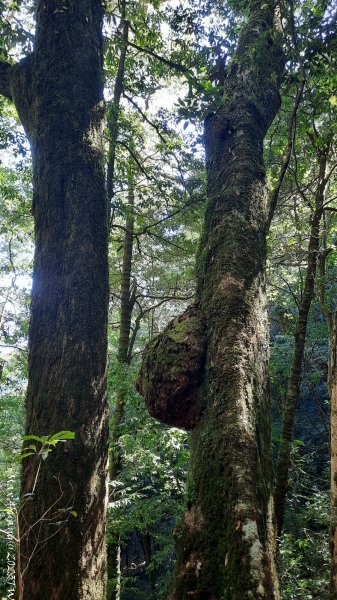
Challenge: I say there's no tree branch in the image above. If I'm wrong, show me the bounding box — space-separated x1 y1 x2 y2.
126 39 189 75
266 78 304 231
117 140 153 182
123 92 167 143
0 61 13 101
266 0 305 231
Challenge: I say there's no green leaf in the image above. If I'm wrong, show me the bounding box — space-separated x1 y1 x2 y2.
48 431 76 441
15 451 36 461
23 434 46 443
25 444 37 452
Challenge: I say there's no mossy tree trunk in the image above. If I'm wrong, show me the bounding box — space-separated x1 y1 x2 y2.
139 2 283 598
274 151 329 537
0 1 109 598
318 208 337 599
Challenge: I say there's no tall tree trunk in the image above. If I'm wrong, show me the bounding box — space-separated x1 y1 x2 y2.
138 2 283 598
1 1 109 598
274 154 328 537
318 213 337 599
107 0 129 222
108 171 135 599
109 167 161 597
329 318 337 599
111 170 135 481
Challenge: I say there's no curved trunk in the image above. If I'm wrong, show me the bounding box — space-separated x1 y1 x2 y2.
170 3 284 598
1 1 109 598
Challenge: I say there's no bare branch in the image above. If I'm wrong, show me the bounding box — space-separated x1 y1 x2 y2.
123 92 167 143
126 39 189 75
266 77 304 231
324 207 337 214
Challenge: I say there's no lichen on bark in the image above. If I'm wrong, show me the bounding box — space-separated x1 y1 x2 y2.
136 304 206 430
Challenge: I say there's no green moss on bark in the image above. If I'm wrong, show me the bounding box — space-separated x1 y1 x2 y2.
136 305 206 430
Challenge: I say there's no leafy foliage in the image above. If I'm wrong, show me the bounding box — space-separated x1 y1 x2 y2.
279 491 330 600
108 361 189 599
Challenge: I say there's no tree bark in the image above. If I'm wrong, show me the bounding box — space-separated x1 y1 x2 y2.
1 1 109 598
108 170 135 599
318 213 337 599
138 2 284 598
274 154 328 537
329 318 337 599
107 0 129 221
111 169 135 480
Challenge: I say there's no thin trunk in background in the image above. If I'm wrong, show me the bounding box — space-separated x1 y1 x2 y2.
108 168 135 600
319 209 337 599
107 0 129 222
111 169 135 479
274 151 329 536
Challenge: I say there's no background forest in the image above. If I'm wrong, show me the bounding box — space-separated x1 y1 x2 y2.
0 0 337 599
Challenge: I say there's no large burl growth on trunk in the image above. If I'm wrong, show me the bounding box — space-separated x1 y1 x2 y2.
136 305 206 429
